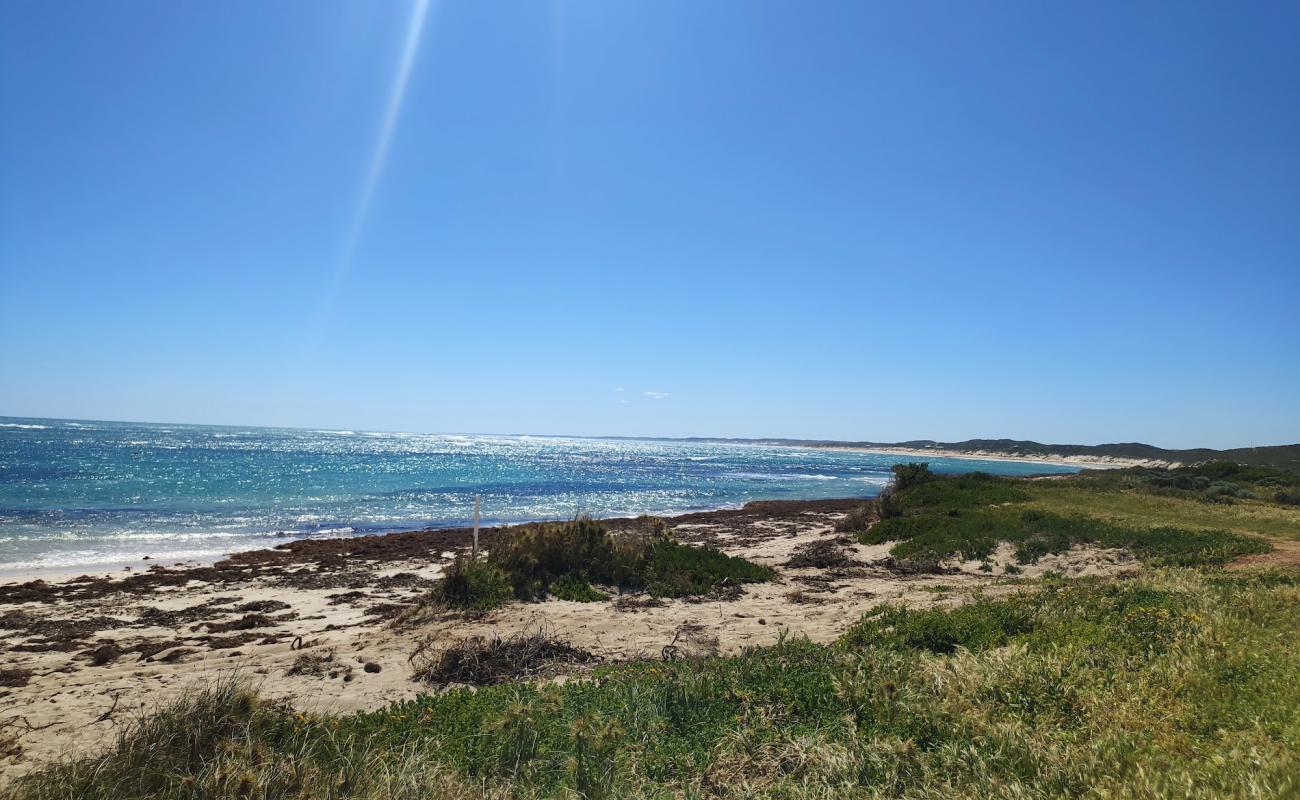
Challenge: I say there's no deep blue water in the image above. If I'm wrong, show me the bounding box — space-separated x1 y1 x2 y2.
0 417 1078 572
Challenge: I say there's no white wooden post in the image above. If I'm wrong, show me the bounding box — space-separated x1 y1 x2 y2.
472 495 481 559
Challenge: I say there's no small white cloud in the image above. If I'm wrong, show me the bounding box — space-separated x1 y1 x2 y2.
643 391 670 400
613 387 624 392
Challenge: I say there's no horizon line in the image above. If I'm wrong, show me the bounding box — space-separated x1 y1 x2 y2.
1 413 1295 453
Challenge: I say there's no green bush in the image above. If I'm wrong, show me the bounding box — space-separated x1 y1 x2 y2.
435 556 514 610
432 518 775 609
548 574 609 602
897 471 1030 511
890 462 935 492
1274 490 1300 506
491 517 638 600
642 539 776 597
1087 461 1300 504
876 491 904 520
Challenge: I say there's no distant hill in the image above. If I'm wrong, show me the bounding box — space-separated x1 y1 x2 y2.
875 439 1300 471
630 437 1300 471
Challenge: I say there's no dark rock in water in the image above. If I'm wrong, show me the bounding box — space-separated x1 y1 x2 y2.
364 662 381 673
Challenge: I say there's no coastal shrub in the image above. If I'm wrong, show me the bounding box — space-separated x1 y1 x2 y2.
1076 461 1300 505
1121 526 1270 567
548 574 609 602
897 471 1030 511
1276 490 1300 506
490 517 636 600
857 471 1274 568
833 504 875 533
890 462 934 492
876 491 904 520
641 538 776 597
862 502 1269 567
435 556 514 610
432 518 775 609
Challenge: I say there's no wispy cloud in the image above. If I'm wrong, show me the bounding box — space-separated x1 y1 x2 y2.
339 0 434 269
643 391 670 400
299 0 434 368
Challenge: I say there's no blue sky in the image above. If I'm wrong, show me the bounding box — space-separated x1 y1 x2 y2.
1 1 1297 449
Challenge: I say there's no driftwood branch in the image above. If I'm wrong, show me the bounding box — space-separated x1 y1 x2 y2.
93 692 123 724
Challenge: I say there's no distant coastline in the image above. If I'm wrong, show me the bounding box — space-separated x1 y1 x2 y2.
607 436 1300 471
814 445 1155 469
0 419 1083 578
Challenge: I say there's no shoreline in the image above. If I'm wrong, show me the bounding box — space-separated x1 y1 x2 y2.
819 445 1166 469
0 499 824 588
0 497 1135 783
0 445 1104 584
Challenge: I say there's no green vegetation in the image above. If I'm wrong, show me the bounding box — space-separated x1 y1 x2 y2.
1070 460 1300 504
639 537 775 597
11 463 1300 799
434 556 514 610
860 470 1272 567
1027 465 1300 542
864 506 1268 566
547 573 609 603
12 569 1299 799
1026 483 1300 540
836 462 945 532
429 517 774 610
692 436 1300 471
888 461 935 492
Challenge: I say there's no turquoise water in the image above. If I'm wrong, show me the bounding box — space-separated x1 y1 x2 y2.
0 417 1078 572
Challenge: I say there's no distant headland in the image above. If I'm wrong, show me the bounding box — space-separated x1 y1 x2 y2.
601 437 1300 471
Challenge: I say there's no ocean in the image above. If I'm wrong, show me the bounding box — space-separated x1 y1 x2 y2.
0 417 1078 573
